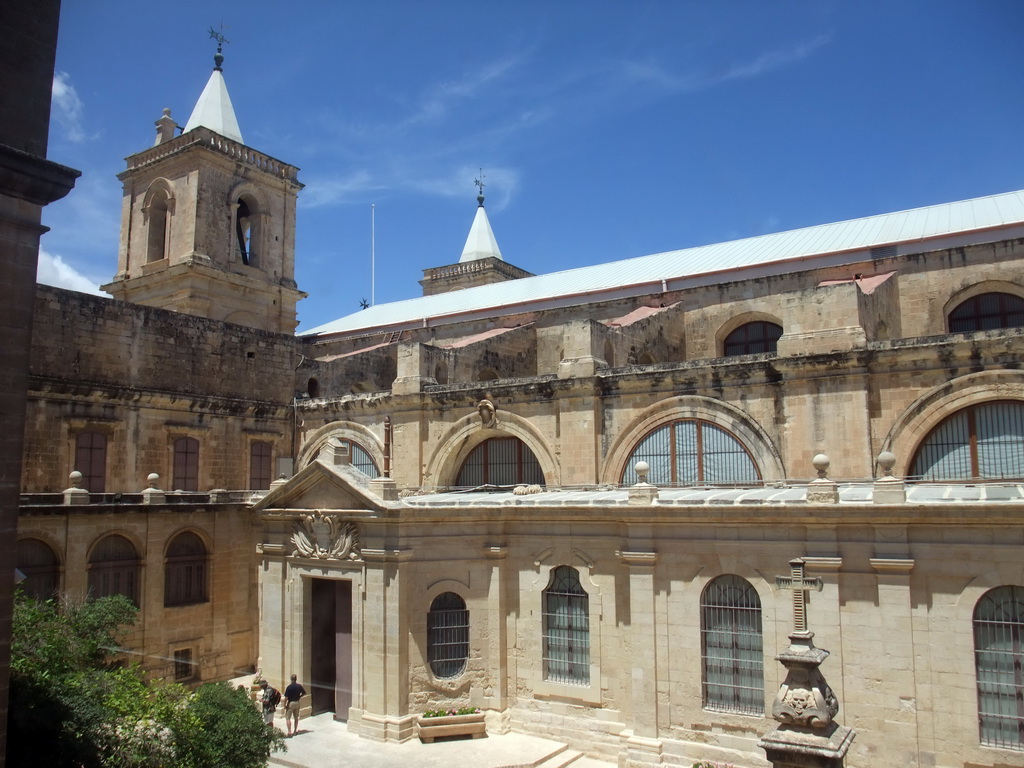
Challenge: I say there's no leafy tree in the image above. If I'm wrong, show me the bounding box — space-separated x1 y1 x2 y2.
8 590 284 768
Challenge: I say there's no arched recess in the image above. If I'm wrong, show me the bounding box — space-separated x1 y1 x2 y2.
142 179 174 264
880 369 1024 477
228 183 271 269
943 280 1024 333
17 537 62 601
424 410 560 490
296 420 385 473
601 395 784 485
716 312 784 358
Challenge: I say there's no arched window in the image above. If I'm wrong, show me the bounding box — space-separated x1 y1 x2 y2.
949 292 1024 333
477 369 499 382
701 575 764 715
974 585 1024 749
543 566 589 685
75 431 107 493
455 437 544 489
17 539 60 601
172 436 200 492
235 197 260 267
910 401 1024 481
88 534 140 606
250 441 273 490
724 321 783 357
427 592 469 679
146 188 170 263
164 531 208 607
621 419 760 486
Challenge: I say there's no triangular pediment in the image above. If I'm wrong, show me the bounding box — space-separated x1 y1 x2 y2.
251 459 388 512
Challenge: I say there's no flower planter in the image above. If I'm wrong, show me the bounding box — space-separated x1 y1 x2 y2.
417 712 486 743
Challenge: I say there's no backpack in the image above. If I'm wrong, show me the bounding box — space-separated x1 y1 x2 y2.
269 687 281 707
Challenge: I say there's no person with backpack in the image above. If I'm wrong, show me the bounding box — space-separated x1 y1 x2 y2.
259 679 281 726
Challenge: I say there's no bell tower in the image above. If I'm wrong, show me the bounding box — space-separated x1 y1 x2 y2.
102 37 305 333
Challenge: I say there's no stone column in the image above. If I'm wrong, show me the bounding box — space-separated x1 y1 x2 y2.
356 546 415 742
0 3 80 763
620 547 662 766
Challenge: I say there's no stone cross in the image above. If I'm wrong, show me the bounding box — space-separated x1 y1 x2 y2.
775 558 823 633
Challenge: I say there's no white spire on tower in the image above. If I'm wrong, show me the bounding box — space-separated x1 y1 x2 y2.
459 170 503 263
183 27 244 144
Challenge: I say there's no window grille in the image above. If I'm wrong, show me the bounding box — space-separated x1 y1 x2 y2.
88 534 140 606
975 586 1024 749
455 437 545 489
621 420 760 486
949 292 1024 333
724 321 783 357
543 566 590 685
910 401 1024 481
75 432 107 493
250 441 273 490
427 592 469 678
17 538 60 601
172 437 200 492
173 648 196 681
164 532 208 607
701 575 764 715
350 442 380 478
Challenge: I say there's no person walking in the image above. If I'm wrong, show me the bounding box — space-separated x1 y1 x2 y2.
283 674 307 736
259 679 280 726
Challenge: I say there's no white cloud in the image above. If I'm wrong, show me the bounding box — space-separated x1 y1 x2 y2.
51 71 88 143
36 248 105 295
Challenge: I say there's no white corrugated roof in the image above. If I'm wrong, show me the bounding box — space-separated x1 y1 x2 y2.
303 189 1024 338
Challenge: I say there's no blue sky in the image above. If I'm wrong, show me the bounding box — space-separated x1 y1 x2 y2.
42 1 1024 332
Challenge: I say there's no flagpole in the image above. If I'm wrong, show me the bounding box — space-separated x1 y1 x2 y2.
374 202 378 309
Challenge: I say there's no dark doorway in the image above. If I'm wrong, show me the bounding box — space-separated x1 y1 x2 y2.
310 579 352 720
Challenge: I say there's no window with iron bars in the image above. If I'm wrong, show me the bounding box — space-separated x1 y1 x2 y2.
542 566 590 685
701 574 764 716
975 585 1024 750
621 419 760 487
910 401 1024 481
427 592 469 679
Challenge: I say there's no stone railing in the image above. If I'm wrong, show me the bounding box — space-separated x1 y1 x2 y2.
123 127 300 182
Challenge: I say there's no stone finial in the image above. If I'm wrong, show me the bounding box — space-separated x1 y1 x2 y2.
628 460 659 505
141 473 165 505
806 453 839 504
270 473 289 491
873 450 906 504
63 470 90 505
154 107 178 146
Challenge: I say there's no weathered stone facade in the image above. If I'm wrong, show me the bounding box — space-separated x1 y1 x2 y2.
16 42 1024 768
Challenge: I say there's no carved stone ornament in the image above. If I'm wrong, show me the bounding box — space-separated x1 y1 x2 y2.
291 512 359 560
477 398 499 429
771 633 840 729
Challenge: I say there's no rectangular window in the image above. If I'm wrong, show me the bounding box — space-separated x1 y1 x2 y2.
249 441 273 490
172 437 200 492
173 648 195 681
75 432 107 493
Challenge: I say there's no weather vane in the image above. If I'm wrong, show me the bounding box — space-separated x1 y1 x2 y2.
474 168 486 206
208 25 230 53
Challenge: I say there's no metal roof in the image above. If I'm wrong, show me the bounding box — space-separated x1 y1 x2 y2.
303 189 1024 338
401 482 1024 508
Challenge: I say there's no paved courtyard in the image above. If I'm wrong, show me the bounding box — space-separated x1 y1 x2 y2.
267 712 615 768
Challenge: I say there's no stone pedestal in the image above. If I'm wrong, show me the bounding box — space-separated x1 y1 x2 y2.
759 631 854 768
